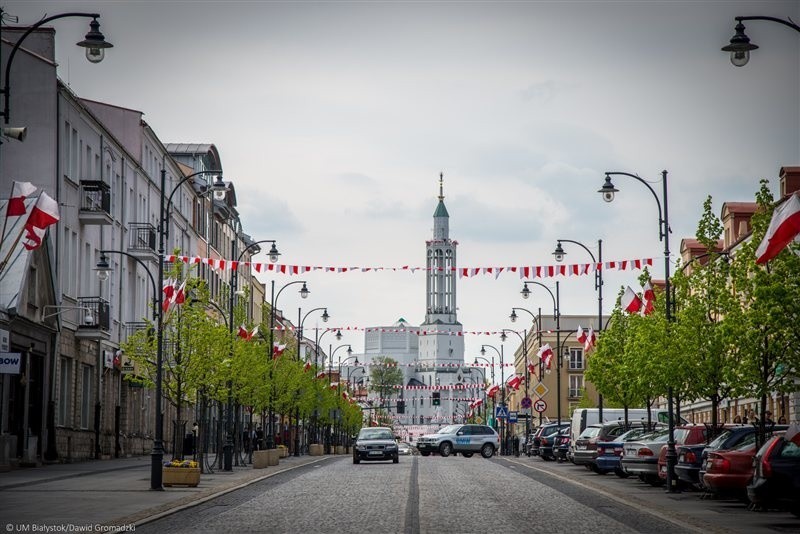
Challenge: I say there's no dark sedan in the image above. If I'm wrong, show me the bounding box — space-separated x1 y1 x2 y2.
353 427 399 464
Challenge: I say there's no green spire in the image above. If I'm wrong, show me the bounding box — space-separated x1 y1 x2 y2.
434 172 449 217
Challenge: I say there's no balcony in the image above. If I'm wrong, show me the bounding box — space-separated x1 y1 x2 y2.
75 297 111 341
78 181 112 225
127 223 158 262
124 321 150 342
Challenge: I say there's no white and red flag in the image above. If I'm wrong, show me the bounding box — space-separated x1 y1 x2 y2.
162 278 175 302
640 281 655 316
304 361 312 372
584 327 596 352
756 193 800 264
621 286 642 314
526 357 537 376
506 375 522 391
22 192 60 250
576 325 587 344
6 181 37 217
537 344 554 369
273 343 287 358
238 325 258 341
173 280 186 306
470 398 484 410
315 370 327 380
485 384 500 398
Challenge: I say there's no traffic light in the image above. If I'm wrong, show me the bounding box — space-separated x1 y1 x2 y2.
432 392 440 406
397 400 405 414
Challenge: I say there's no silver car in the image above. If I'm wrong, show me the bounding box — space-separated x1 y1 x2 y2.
416 424 499 458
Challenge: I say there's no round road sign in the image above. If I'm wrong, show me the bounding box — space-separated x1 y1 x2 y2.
533 398 547 413
521 397 532 409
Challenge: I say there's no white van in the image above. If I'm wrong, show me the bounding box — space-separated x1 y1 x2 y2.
568 408 677 462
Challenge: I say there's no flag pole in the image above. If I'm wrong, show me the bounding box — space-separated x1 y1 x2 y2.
0 222 28 275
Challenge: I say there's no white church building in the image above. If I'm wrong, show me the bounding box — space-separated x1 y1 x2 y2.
353 176 481 439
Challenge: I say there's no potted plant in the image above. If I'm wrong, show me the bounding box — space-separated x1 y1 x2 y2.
163 459 201 487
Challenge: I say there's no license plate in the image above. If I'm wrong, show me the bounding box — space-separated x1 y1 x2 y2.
369 451 382 456
576 445 586 450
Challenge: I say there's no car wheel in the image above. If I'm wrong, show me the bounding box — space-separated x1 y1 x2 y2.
439 442 453 457
462 452 474 458
614 468 630 478
480 443 495 458
646 475 663 487
393 456 399 464
353 456 360 464
420 451 430 456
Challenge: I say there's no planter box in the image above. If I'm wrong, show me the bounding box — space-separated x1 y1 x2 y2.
309 444 324 456
253 450 270 469
334 445 346 455
265 448 280 466
277 445 289 458
163 467 200 487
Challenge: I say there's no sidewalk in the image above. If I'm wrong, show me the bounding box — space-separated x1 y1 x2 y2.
0 453 333 528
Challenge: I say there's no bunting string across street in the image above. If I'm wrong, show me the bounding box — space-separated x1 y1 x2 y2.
165 253 654 278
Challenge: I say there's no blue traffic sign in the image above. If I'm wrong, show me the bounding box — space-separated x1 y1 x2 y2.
509 411 518 423
495 405 509 419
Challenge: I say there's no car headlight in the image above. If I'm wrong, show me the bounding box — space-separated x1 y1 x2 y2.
356 445 367 451
385 445 397 450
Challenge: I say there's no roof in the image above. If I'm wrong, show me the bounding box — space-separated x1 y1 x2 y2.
433 200 449 218
721 201 758 217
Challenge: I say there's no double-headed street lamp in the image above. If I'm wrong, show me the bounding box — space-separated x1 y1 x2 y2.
473 355 493 424
553 238 604 421
1 9 113 125
510 306 544 426
333 346 355 446
266 280 310 449
598 169 677 492
499 328 530 439
521 280 561 425
295 307 329 457
223 236 279 470
722 15 800 67
480 344 504 454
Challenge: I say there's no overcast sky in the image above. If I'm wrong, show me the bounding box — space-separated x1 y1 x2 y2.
9 0 800 368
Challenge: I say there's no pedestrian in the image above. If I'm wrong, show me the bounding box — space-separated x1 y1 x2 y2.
733 415 742 424
765 411 774 425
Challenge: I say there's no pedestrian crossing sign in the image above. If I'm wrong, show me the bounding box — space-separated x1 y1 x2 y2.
495 405 509 419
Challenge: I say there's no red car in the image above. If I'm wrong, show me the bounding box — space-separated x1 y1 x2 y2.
702 432 759 499
657 425 709 484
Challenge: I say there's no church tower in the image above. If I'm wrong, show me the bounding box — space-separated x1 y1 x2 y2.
418 174 464 378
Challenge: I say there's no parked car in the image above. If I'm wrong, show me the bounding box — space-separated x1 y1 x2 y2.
656 425 709 485
596 426 662 477
531 423 569 460
620 428 670 485
353 427 399 464
415 424 499 458
574 421 654 472
747 432 800 516
554 427 571 462
702 433 759 499
677 425 787 489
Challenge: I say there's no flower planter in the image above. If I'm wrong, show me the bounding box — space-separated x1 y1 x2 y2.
277 445 289 458
163 467 200 487
309 444 324 456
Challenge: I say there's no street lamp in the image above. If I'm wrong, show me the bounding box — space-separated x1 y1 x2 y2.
597 169 677 492
721 16 800 67
149 168 226 489
266 280 310 449
295 307 328 457
481 344 504 454
511 306 543 425
473 355 493 424
521 281 560 425
553 238 604 420
500 328 531 440
223 236 279 471
0 9 113 124
333 346 355 448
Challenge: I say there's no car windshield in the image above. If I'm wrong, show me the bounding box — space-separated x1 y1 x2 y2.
617 428 647 442
734 432 757 451
358 429 394 440
436 425 461 435
579 427 601 438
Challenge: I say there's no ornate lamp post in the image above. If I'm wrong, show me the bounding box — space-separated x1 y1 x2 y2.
481 344 504 454
295 307 328 457
553 238 604 420
1 9 113 124
511 306 542 425
266 280 310 449
597 169 678 492
473 356 493 424
721 15 800 67
521 281 560 425
333 346 355 447
500 328 529 441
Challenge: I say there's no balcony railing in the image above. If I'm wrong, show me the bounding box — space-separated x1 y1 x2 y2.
75 297 111 340
78 181 112 225
127 223 158 261
124 321 150 342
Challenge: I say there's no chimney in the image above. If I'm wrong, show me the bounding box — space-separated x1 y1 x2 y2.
779 166 800 198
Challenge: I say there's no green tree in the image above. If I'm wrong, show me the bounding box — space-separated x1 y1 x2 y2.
369 356 405 415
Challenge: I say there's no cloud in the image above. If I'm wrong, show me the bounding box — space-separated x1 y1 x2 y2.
519 80 576 104
237 192 304 239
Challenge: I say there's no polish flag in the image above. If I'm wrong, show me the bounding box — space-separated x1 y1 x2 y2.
642 281 655 302
238 325 249 339
506 375 522 390
576 325 587 344
621 286 642 314
329 382 339 390
273 343 287 358
22 192 60 250
537 344 554 369
304 361 312 372
485 384 500 398
162 278 176 302
526 357 537 376
471 398 484 409
315 370 326 380
173 281 186 306
584 327 596 352
6 181 37 217
756 193 800 264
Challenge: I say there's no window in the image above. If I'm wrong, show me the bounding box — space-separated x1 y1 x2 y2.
80 365 93 429
568 348 584 370
58 358 72 426
569 375 584 398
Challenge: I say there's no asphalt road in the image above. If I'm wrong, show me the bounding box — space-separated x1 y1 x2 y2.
136 454 703 534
